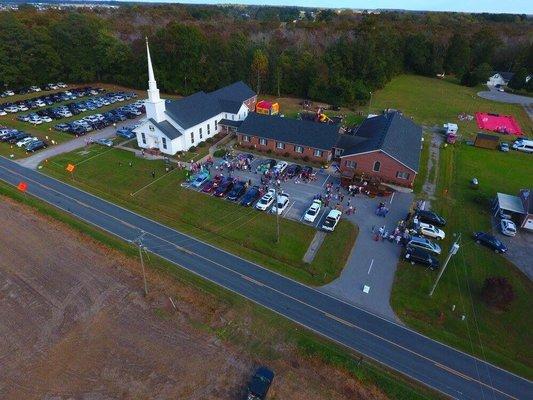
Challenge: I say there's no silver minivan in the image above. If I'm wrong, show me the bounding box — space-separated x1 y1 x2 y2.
512 139 533 154
407 236 442 255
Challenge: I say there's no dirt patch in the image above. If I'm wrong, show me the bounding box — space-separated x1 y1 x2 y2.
0 197 389 400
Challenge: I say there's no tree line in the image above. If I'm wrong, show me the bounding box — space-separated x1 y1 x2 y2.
0 6 531 106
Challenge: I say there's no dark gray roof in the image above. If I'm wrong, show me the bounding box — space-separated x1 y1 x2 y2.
495 71 514 81
219 118 242 128
238 113 340 151
149 118 182 140
210 81 256 104
163 81 256 129
339 112 423 172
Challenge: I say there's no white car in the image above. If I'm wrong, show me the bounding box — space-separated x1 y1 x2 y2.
28 116 42 124
418 222 445 240
273 161 288 174
271 193 290 215
16 136 38 147
500 219 517 237
304 199 322 223
4 105 19 113
255 189 276 211
57 82 67 88
17 105 29 112
0 109 6 116
4 90 15 96
321 209 342 232
35 100 46 107
29 86 41 92
41 116 52 123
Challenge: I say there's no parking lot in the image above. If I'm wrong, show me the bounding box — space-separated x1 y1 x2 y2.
184 153 338 230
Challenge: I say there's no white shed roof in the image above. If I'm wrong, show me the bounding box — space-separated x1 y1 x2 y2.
496 193 525 214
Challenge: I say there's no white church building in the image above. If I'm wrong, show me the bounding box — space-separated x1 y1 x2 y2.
134 39 257 155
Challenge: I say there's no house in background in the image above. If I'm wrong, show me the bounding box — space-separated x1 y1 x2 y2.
236 113 340 163
487 72 515 87
134 39 256 155
337 112 423 189
519 189 533 231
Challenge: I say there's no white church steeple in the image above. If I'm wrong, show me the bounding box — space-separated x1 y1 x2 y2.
144 37 165 122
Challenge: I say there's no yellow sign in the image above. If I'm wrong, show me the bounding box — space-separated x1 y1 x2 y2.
66 163 76 173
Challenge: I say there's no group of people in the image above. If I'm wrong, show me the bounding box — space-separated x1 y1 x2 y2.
373 215 412 245
375 202 390 217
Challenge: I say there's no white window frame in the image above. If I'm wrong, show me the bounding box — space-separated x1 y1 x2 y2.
162 137 167 149
345 160 356 169
190 131 195 144
313 149 323 157
396 171 410 180
259 138 267 146
294 145 303 153
276 141 285 150
141 132 146 144
243 135 250 142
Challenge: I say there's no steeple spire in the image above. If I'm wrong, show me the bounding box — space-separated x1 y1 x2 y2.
146 37 160 102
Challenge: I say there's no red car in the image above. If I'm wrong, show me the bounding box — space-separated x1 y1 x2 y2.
201 174 223 193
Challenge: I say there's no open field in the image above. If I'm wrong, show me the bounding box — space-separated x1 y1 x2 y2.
42 145 357 286
368 75 532 137
0 83 146 158
391 144 533 378
0 187 434 400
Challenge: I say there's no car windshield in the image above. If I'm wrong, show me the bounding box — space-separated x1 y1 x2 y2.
307 208 317 216
324 217 335 225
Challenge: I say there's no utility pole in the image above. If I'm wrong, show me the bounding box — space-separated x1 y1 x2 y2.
133 231 148 296
368 91 373 115
429 233 461 297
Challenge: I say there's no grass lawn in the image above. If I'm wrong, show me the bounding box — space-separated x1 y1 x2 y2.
368 74 532 138
42 145 357 286
0 180 434 400
391 143 533 378
413 133 430 194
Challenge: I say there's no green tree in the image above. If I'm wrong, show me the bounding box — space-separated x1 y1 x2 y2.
445 33 471 77
508 67 528 90
251 49 269 94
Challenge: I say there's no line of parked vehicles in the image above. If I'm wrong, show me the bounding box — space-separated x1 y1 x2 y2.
52 100 144 136
0 128 47 152
404 208 510 270
0 85 95 115
0 82 68 98
189 155 342 232
16 91 140 127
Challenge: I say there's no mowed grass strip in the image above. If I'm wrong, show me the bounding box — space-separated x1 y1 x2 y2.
391 144 533 378
43 146 357 285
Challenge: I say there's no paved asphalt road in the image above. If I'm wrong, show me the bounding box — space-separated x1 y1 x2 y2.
477 87 533 121
0 156 531 400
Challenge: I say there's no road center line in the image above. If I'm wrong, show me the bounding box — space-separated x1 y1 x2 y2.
367 259 374 274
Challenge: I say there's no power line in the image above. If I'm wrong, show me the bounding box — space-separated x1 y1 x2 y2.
429 233 461 297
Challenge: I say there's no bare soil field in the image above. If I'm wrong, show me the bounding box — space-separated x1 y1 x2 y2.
0 197 388 400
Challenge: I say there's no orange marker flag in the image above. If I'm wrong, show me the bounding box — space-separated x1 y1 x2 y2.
17 182 28 192
66 163 76 173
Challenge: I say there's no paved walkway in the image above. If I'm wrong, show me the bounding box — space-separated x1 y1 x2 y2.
321 191 413 322
17 117 143 170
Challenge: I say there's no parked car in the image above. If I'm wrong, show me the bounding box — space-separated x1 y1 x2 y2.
247 367 274 400
26 140 46 152
303 199 322 223
227 181 247 201
191 171 210 188
201 175 223 193
271 193 290 215
417 222 445 240
256 159 276 174
404 247 440 270
415 210 446 227
473 232 508 253
95 138 113 147
240 185 262 207
321 209 342 232
273 161 288 175
16 136 38 147
285 164 302 178
499 142 510 152
0 109 6 116
407 236 442 255
512 139 533 154
213 178 234 197
255 189 276 211
500 219 517 237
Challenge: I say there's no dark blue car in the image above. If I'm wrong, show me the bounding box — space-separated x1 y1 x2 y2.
473 232 508 253
240 185 261 206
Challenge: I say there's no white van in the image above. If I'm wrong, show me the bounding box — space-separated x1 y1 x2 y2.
512 139 533 154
